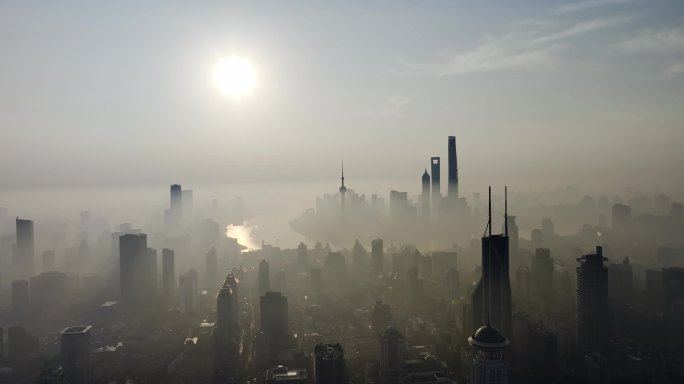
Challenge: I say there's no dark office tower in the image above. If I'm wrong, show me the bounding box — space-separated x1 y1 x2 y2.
145 248 157 298
663 267 684 352
611 203 632 232
371 238 384 276
530 229 542 250
314 343 347 384
224 274 240 325
432 251 458 280
61 325 91 384
446 268 460 302
378 327 406 379
531 248 554 307
352 239 365 276
11 280 29 321
421 170 431 217
608 257 633 309
119 233 148 306
468 325 510 384
448 135 458 198
297 242 309 272
260 291 288 345
528 327 557 383
576 246 609 355
170 184 183 211
216 286 237 347
15 218 35 279
162 248 175 304
472 188 512 338
372 300 392 334
339 162 347 213
259 259 270 295
430 157 441 211
206 247 218 294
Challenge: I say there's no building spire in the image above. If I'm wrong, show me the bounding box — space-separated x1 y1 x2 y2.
341 161 345 188
505 186 508 237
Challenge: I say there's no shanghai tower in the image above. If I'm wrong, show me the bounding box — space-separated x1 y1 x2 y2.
448 136 458 198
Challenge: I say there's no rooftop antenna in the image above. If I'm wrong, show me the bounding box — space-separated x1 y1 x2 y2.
505 186 508 237
341 161 345 188
486 186 492 326
488 186 492 238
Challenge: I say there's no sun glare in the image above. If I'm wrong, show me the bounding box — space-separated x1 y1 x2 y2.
212 56 258 99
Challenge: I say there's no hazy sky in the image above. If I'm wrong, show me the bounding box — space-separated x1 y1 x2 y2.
1 0 683 194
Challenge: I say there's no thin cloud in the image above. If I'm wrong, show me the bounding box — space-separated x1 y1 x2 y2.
393 16 631 78
620 26 684 53
553 0 635 14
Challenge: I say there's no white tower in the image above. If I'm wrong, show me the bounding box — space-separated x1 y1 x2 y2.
468 325 510 384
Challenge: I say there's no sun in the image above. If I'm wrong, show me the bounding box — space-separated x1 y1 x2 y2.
212 56 258 99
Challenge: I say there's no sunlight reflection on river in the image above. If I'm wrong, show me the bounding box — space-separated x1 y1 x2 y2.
225 222 261 252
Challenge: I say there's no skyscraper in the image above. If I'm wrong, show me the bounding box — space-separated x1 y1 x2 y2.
378 327 406 379
471 187 512 338
224 273 240 326
216 285 237 347
468 325 510 384
530 248 554 307
11 280 29 321
662 267 684 352
260 291 288 346
448 136 458 198
314 343 347 384
119 233 149 306
430 157 441 212
372 300 392 334
170 184 183 212
61 325 92 384
259 259 270 295
297 242 309 272
371 238 384 276
576 246 608 355
421 169 430 218
352 239 365 276
162 248 175 304
15 217 35 279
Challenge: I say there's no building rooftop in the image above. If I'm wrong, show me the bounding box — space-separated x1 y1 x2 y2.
468 325 509 349
62 325 92 335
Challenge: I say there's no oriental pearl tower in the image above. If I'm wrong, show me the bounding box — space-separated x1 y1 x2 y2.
339 162 347 213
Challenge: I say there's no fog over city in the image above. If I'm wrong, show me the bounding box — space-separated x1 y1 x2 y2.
1 1 683 384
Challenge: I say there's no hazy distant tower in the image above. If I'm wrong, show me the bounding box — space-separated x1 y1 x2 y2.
421 170 430 218
448 136 459 198
259 259 271 295
371 238 384 276
430 157 441 213
162 248 175 305
16 218 35 279
339 162 347 213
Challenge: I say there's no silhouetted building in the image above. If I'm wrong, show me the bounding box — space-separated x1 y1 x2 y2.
421 169 431 217
372 238 384 276
528 327 557 383
11 279 29 321
170 184 182 211
530 248 554 307
259 259 271 295
432 251 457 280
611 203 631 233
61 325 92 384
16 217 35 279
216 285 237 347
179 270 198 315
389 190 410 219
608 257 633 310
260 291 288 346
119 233 149 306
372 301 392 334
448 135 459 198
472 188 512 338
378 327 406 378
663 267 684 352
314 343 347 384
7 326 38 361
339 162 347 213
206 247 218 294
576 246 609 355
431 157 441 214
162 248 175 304
224 273 240 325
468 325 510 384
297 242 309 272
353 239 366 276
